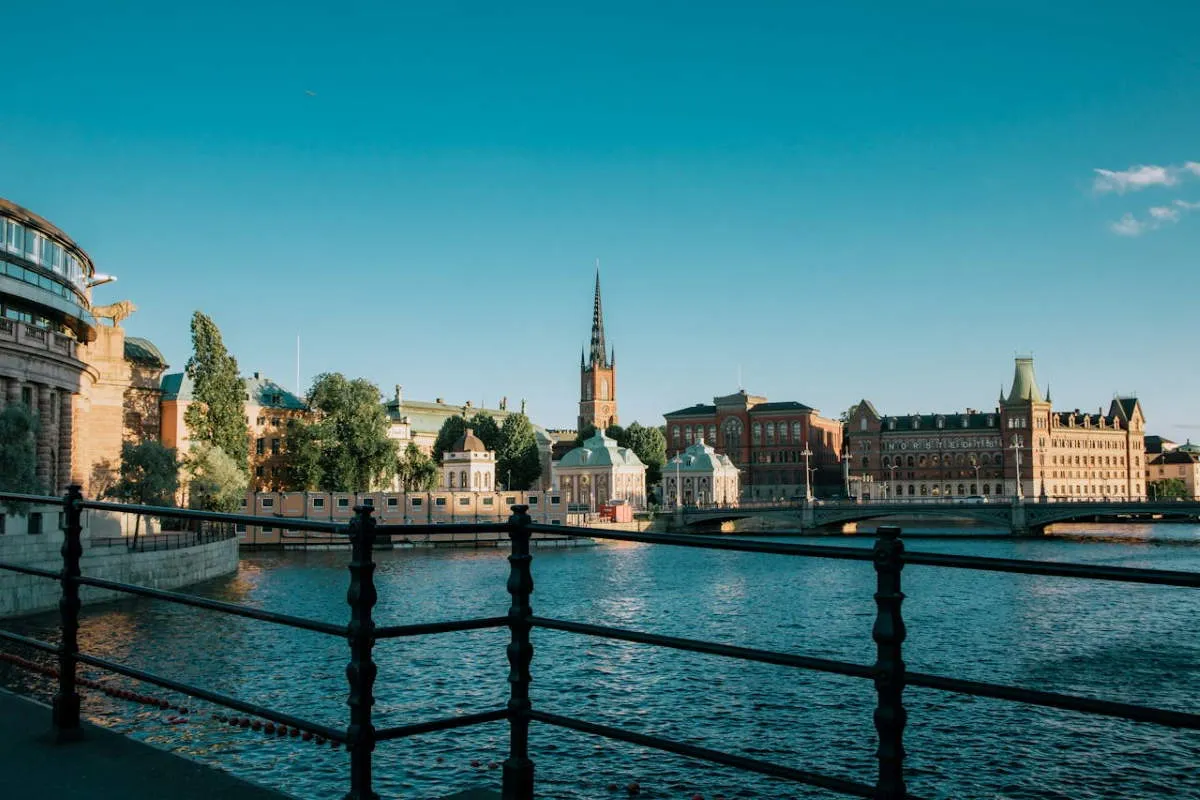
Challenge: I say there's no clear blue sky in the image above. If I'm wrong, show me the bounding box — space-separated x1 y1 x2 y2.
4 2 1199 440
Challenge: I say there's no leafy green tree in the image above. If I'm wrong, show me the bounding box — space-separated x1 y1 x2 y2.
396 443 439 491
624 422 667 486
433 412 501 462
283 373 397 491
184 312 249 468
497 413 541 490
0 404 41 514
1149 478 1188 500
186 443 249 513
109 441 179 545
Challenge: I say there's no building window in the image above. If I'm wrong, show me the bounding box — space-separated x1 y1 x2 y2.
270 439 280 455
458 497 470 506
362 498 374 507
550 495 560 504
312 497 325 509
411 498 423 507
707 425 716 443
337 498 350 508
685 425 693 445
0 514 4 535
256 438 265 455
506 496 517 505
27 512 42 535
766 423 776 445
386 498 398 507
482 497 494 506
435 497 446 507
752 423 762 445
260 497 274 508
672 426 681 446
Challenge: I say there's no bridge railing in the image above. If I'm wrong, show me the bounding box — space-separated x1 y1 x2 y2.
0 487 1197 800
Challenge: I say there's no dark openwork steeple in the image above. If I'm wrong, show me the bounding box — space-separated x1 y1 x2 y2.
589 267 608 368
578 264 618 432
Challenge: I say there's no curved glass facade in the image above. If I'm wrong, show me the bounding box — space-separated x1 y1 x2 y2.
0 210 94 341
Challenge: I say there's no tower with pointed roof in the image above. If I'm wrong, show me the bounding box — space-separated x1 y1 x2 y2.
578 268 618 432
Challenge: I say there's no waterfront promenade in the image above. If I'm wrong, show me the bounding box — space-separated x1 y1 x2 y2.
0 690 498 799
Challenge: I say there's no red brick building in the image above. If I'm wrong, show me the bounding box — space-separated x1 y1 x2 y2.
663 390 844 500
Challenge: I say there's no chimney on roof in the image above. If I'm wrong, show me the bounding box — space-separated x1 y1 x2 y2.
253 371 260 379
436 398 444 404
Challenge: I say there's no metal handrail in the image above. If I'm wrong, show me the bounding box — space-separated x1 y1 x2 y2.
0 487 1196 800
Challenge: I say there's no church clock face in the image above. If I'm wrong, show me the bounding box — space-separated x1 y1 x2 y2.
601 405 611 415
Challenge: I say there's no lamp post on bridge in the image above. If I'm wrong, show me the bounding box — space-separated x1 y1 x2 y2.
801 445 813 503
1009 439 1024 501
889 465 898 501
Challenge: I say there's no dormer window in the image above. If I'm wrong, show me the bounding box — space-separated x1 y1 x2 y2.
912 416 920 429
888 419 896 430
936 416 944 429
986 415 994 426
961 416 969 428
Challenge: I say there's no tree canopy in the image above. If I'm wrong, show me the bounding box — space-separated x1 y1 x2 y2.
623 422 667 486
396 443 439 492
0 404 40 513
109 441 179 542
432 412 502 462
282 373 397 491
186 443 249 512
184 312 248 468
1149 478 1188 500
497 413 542 490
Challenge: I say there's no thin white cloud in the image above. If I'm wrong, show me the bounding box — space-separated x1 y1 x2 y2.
1109 198 1200 236
1110 213 1149 236
1094 164 1178 193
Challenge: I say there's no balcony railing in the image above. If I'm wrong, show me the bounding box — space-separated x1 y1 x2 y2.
0 487 1197 800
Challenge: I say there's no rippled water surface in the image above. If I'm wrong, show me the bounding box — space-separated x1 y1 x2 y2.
3 523 1199 799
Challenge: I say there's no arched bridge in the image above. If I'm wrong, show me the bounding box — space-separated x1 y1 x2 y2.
678 499 1200 535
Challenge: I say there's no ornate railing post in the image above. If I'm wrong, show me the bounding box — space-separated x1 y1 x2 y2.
872 525 907 799
345 505 379 800
53 484 83 742
503 505 535 800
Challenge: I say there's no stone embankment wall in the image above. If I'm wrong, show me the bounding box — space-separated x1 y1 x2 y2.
0 506 238 619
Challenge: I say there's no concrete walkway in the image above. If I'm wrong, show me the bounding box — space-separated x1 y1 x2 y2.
0 689 498 799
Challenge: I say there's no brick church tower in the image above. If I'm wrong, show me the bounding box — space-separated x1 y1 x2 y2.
578 269 617 432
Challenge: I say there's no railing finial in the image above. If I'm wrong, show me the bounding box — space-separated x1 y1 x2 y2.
872 525 907 799
53 484 84 742
503 504 535 799
344 504 379 800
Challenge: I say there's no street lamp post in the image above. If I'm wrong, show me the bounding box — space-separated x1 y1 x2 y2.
972 464 980 495
889 465 898 500
1009 439 1023 500
673 455 682 509
801 446 813 502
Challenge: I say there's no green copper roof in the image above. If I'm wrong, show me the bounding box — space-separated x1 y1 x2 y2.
245 374 306 410
557 430 645 468
1005 357 1044 404
124 337 167 368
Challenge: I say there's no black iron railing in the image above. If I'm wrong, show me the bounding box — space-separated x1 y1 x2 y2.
0 486 1197 800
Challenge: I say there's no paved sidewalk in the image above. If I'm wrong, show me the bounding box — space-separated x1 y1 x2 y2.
0 689 499 799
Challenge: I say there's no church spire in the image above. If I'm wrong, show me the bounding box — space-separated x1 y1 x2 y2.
589 261 608 367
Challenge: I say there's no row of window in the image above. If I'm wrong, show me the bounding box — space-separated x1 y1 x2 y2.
0 218 88 291
255 438 282 455
882 437 1002 452
1049 484 1135 495
255 416 285 427
254 494 561 510
1052 438 1137 449
881 453 1003 469
447 470 493 489
0 512 46 535
880 415 997 431
891 484 1005 497
1052 455 1128 467
673 420 827 449
1 257 88 309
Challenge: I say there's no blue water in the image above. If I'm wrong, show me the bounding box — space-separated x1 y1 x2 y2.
2 522 1198 799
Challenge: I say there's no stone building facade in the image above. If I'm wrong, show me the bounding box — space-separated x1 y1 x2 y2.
440 428 497 491
664 438 740 507
1146 441 1200 500
663 391 844 500
846 358 1146 501
160 371 309 492
123 336 168 444
553 430 647 510
0 197 104 494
